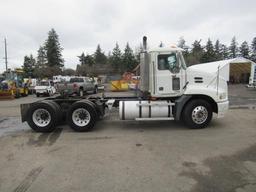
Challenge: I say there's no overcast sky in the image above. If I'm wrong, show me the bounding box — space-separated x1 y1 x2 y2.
0 0 255 72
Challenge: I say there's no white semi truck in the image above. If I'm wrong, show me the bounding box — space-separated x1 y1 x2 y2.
20 37 229 132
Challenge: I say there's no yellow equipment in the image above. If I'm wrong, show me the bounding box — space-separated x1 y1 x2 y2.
0 68 29 99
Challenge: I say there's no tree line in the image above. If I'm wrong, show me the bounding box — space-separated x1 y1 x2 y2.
179 36 256 66
22 29 138 78
22 28 256 78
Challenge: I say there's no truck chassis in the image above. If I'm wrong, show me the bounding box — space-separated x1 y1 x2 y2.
21 93 217 132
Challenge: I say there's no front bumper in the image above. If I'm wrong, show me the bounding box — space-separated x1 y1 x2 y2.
36 90 48 94
217 100 229 118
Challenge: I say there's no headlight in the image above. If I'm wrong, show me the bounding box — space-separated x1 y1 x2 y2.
219 92 227 100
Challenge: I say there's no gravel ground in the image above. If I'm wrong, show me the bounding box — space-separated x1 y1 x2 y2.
0 84 255 192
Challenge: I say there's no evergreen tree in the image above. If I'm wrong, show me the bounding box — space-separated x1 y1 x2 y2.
22 54 36 78
94 44 107 64
85 54 95 66
177 37 189 57
220 44 229 59
214 40 222 60
134 44 143 63
36 46 47 68
78 52 95 67
229 36 239 58
250 37 256 62
78 52 86 65
202 38 215 62
240 41 250 59
122 43 137 72
186 40 204 65
110 43 122 72
44 28 64 67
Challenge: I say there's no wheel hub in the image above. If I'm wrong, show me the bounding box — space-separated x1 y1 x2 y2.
192 106 208 124
32 108 51 127
72 108 91 126
79 111 88 120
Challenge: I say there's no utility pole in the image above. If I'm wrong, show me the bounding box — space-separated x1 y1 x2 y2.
4 38 8 72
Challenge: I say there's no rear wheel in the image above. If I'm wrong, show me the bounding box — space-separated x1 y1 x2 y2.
67 101 97 132
182 99 212 129
27 102 58 132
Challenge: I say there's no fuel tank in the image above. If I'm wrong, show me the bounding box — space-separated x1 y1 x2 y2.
119 100 173 120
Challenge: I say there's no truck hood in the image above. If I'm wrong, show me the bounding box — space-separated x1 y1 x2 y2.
185 67 228 102
186 67 218 87
187 58 252 82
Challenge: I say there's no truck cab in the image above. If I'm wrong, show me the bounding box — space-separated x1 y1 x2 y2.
139 39 229 123
140 47 187 97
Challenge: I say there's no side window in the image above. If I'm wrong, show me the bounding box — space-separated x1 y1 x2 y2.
157 54 180 73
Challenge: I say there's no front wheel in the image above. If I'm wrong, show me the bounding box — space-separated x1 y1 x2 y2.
182 99 213 129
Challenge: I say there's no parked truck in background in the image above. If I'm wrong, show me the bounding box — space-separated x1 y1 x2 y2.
57 77 98 96
35 80 56 97
20 36 229 132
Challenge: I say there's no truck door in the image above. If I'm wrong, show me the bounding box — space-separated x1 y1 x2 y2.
155 52 185 96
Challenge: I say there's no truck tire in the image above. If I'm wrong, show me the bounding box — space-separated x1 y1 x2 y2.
67 101 97 132
27 102 58 132
40 100 63 124
182 99 212 129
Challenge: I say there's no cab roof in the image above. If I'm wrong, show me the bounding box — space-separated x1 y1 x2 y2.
148 46 184 53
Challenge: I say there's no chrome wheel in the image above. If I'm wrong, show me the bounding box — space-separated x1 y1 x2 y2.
72 108 91 126
191 106 208 124
32 108 51 127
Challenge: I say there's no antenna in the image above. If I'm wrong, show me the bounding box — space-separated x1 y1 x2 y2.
4 38 8 71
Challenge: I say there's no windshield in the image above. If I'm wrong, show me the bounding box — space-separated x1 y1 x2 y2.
70 78 84 83
40 81 49 86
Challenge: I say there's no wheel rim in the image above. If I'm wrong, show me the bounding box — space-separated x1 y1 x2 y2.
191 106 208 124
32 108 51 127
72 108 91 126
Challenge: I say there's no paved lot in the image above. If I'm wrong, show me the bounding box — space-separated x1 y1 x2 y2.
229 84 256 107
0 85 255 192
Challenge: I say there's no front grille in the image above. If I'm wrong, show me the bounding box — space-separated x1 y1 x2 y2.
194 77 203 83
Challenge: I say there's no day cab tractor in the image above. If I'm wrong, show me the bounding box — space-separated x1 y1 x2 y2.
20 37 229 132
